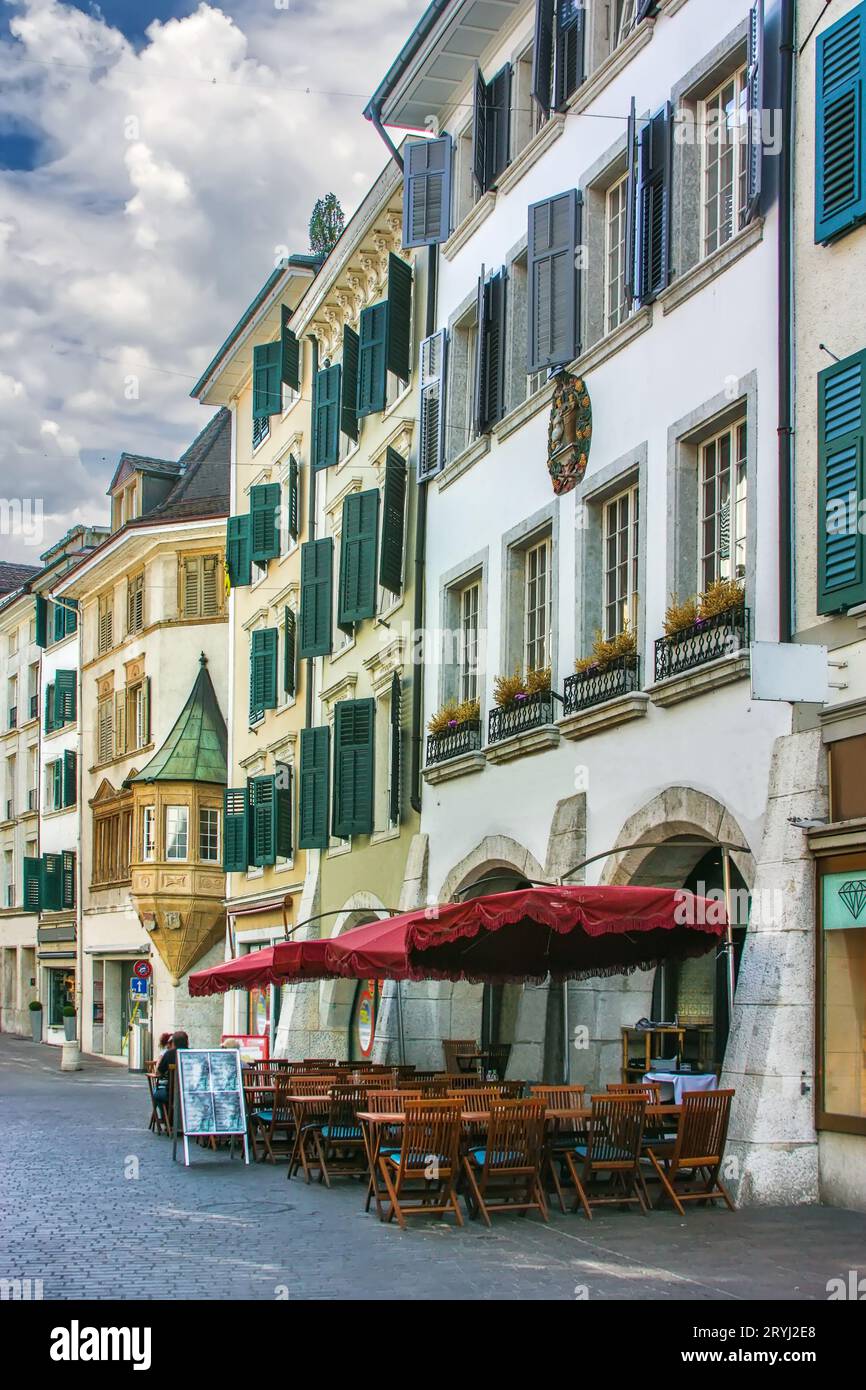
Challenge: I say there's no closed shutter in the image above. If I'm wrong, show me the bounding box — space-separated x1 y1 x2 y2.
389 670 402 826
62 851 76 910
52 760 62 811
44 684 55 735
53 602 65 643
624 97 637 303
223 787 249 873
97 699 113 764
34 595 47 648
744 0 764 224
299 538 333 658
281 305 300 391
283 607 296 697
380 450 408 594
476 268 507 434
129 574 144 629
818 349 866 613
288 456 300 541
226 514 252 588
56 670 76 725
486 63 512 188
527 189 581 372
98 595 113 653
201 555 220 616
64 599 78 636
313 363 341 468
275 764 293 859
63 749 77 808
554 0 585 110
114 689 126 757
636 104 672 304
357 302 388 416
333 699 375 839
532 0 555 119
386 254 413 383
250 628 278 722
472 64 489 196
298 726 330 850
249 775 277 867
341 325 360 442
142 676 151 746
250 483 281 564
402 135 452 247
816 3 866 243
182 560 199 618
418 330 448 480
41 854 63 912
252 340 282 420
23 856 41 911
339 489 380 626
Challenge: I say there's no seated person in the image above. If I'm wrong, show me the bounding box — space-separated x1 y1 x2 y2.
152 1031 189 1119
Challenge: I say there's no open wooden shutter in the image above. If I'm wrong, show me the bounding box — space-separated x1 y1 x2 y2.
62 851 76 910
477 268 507 434
142 676 151 746
554 0 585 110
402 135 452 247
223 787 249 872
226 514 252 588
486 63 512 188
313 363 341 469
275 764 293 860
818 350 866 613
23 856 41 911
389 670 402 827
358 302 388 416
472 63 490 196
283 607 296 697
386 254 413 383
288 456 300 541
56 669 76 725
114 689 126 757
63 749 77 808
333 699 375 839
201 556 219 616
744 0 764 225
281 305 300 391
53 602 65 643
418 330 448 480
636 104 672 304
40 854 63 912
249 775 277 867
299 538 333 658
252 341 282 420
250 483 281 564
34 594 48 648
250 628 278 721
816 3 866 243
298 726 330 849
380 450 407 594
532 0 555 119
527 189 581 372
64 599 78 636
44 684 55 735
339 489 380 626
341 324 360 442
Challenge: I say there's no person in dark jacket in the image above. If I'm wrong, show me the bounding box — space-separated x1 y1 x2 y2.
153 1032 189 1119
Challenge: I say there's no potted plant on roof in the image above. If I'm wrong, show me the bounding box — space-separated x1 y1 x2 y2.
61 1004 77 1042
29 999 43 1043
426 697 482 764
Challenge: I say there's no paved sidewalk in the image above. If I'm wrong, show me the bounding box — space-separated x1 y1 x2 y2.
1 1035 864 1301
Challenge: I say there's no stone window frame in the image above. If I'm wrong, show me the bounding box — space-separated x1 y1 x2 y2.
579 127 632 354
500 504 560 688
665 370 758 615
575 443 648 668
445 285 480 465
438 548 490 712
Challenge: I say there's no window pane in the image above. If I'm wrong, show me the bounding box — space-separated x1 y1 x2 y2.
166 806 189 862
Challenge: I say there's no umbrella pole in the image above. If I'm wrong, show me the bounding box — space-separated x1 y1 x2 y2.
395 980 406 1066
721 844 736 1023
562 980 570 1084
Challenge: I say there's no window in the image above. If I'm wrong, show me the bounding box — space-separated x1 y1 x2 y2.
92 802 132 886
454 123 478 226
611 0 638 51
701 69 748 258
818 863 866 1127
96 696 114 765
524 537 552 672
458 580 480 702
199 807 220 863
142 805 156 862
605 174 631 333
8 676 17 730
252 413 270 452
4 849 13 907
127 573 144 635
181 554 221 619
8 629 17 656
282 380 300 414
129 682 148 752
165 806 189 862
448 304 478 459
699 420 747 590
513 41 547 158
603 485 640 640
5 755 15 820
97 592 113 654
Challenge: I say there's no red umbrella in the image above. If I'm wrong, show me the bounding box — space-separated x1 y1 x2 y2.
188 938 332 998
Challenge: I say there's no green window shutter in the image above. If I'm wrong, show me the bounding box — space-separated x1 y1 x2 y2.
34 594 48 648
298 726 330 849
65 599 78 636
419 330 448 480
226 514 252 588
357 302 388 417
818 349 866 613
63 749 77 808
299 538 333 658
62 852 76 910
333 699 375 839
380 450 407 594
339 489 380 626
288 457 300 541
402 135 452 248
281 305 300 391
23 856 41 911
44 684 55 734
252 341 282 420
250 628 278 722
250 483 281 564
249 775 277 867
389 670 402 826
386 253 413 382
816 3 866 243
527 189 581 372
283 607 296 697
313 364 341 469
275 763 292 859
53 603 65 643
52 760 62 811
223 787 250 873
55 670 76 726
40 854 63 912
636 104 672 303
341 325 360 442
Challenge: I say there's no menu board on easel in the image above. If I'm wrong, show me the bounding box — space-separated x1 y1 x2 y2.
172 1049 249 1167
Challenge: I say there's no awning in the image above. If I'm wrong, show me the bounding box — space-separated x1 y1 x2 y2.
188 886 725 995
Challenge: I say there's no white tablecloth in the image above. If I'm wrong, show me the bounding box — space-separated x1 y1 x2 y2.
643 1071 718 1105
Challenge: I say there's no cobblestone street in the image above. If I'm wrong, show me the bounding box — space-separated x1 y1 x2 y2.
1 1036 865 1302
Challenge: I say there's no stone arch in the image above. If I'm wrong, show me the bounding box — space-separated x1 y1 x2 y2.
319 892 392 1034
437 835 545 904
598 787 755 891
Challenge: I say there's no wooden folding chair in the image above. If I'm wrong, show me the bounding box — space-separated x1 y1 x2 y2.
607 1082 663 1103
301 1086 369 1187
564 1094 648 1220
442 1039 479 1075
147 1071 167 1136
646 1089 736 1214
377 1101 464 1229
252 1076 299 1163
362 1089 423 1215
462 1099 549 1227
531 1084 586 1214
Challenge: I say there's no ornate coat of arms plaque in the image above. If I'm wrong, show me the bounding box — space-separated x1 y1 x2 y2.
547 371 592 496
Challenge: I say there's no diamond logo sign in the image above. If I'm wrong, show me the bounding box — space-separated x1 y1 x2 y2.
838 880 866 921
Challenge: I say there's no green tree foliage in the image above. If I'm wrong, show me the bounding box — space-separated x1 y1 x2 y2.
309 193 345 258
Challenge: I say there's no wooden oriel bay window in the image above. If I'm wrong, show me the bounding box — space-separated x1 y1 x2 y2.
91 783 133 887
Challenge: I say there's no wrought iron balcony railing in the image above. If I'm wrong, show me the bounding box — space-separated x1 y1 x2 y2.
488 689 560 745
654 606 750 684
563 656 641 716
426 719 483 768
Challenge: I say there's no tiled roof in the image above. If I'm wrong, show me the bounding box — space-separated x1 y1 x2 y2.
148 408 231 522
0 562 41 597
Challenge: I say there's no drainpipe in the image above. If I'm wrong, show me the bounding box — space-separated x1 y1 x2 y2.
778 0 795 643
411 244 438 814
305 334 319 731
367 100 404 173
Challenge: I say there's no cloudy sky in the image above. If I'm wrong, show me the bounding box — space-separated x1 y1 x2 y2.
0 0 427 561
